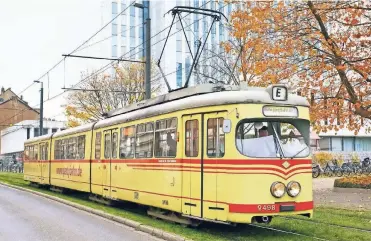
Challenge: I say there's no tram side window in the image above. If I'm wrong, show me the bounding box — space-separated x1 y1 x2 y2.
55 140 60 159
77 135 85 159
207 118 225 157
95 132 102 160
45 143 49 160
24 146 29 160
40 145 45 160
29 146 34 160
104 133 111 159
112 132 118 159
185 120 199 157
155 118 177 157
34 144 39 160
136 122 154 158
61 139 67 160
120 126 135 158
68 137 77 159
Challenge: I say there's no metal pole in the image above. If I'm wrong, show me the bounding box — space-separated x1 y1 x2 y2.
145 16 151 99
40 82 44 136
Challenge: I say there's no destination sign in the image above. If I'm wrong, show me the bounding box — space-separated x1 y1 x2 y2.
263 106 298 117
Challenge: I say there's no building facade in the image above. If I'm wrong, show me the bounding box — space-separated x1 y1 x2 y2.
0 120 66 159
0 87 40 152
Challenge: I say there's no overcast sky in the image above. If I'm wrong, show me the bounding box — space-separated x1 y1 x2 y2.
0 0 112 121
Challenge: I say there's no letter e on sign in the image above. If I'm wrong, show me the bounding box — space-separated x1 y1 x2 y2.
272 86 287 101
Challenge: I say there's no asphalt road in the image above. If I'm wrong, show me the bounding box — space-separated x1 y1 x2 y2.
0 185 163 241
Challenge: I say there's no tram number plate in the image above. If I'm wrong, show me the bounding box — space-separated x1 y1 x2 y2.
280 205 295 212
257 205 276 212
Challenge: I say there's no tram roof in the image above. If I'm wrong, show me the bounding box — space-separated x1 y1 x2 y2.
105 84 309 119
95 84 309 129
24 133 53 144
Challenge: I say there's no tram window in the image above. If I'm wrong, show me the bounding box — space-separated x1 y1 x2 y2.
55 140 60 159
185 120 199 157
34 144 39 160
77 135 85 159
29 146 33 160
207 118 225 157
25 147 29 160
45 143 49 160
40 145 45 160
112 133 118 159
155 118 177 157
61 139 67 160
236 120 310 158
68 137 77 159
135 122 154 158
95 132 102 160
120 126 135 158
104 133 111 159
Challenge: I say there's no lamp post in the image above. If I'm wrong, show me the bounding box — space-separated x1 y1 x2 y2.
34 80 43 136
134 1 151 100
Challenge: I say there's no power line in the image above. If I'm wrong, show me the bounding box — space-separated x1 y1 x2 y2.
16 1 135 96
7 1 229 126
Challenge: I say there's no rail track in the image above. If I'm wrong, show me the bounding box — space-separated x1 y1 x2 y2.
279 216 371 233
249 223 330 241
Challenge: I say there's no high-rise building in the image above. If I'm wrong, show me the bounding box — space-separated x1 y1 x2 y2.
106 0 233 89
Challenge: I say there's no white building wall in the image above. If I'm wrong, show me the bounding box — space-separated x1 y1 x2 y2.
1 120 66 154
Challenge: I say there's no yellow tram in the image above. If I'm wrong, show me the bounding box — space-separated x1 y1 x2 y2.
24 84 313 225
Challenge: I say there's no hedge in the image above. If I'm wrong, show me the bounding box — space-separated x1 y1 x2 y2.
334 176 371 189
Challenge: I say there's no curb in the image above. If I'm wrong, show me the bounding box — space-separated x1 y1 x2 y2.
333 187 371 194
0 182 188 241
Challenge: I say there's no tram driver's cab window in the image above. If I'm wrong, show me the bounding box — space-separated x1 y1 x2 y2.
236 120 310 158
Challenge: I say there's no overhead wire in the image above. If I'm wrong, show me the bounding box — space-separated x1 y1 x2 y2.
1 2 136 126
15 1 136 96
4 1 230 128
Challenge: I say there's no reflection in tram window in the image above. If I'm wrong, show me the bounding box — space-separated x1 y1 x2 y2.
207 118 225 157
136 122 154 158
236 120 310 158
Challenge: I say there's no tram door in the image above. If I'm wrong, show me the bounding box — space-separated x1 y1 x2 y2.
181 114 202 217
102 129 119 199
202 113 226 221
40 142 50 185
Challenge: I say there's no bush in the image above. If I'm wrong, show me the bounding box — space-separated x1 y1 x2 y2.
334 176 371 189
313 152 334 166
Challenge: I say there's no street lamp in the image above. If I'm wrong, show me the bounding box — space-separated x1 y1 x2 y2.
34 80 43 136
134 1 151 100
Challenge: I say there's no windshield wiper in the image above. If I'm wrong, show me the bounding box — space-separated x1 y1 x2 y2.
290 146 309 159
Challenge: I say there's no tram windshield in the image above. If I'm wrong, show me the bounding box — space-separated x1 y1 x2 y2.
236 119 310 158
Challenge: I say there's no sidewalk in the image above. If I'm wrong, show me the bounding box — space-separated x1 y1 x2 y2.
313 177 371 210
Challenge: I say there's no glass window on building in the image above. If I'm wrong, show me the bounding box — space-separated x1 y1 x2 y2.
130 27 135 38
343 137 354 151
121 2 126 15
194 0 199 7
112 45 117 57
176 63 183 88
331 137 342 152
185 57 191 78
112 2 118 14
34 128 39 137
139 26 144 40
121 46 126 55
176 40 182 52
130 5 135 17
355 138 371 152
52 128 58 133
121 25 126 37
319 137 330 151
43 128 48 135
112 23 118 36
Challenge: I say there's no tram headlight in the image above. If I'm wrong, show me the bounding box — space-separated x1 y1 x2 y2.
287 181 301 197
270 182 286 198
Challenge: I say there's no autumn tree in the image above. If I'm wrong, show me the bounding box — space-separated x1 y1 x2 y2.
226 0 371 133
65 62 162 127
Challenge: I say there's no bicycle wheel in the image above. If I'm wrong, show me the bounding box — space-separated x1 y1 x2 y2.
335 168 343 177
312 167 320 178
